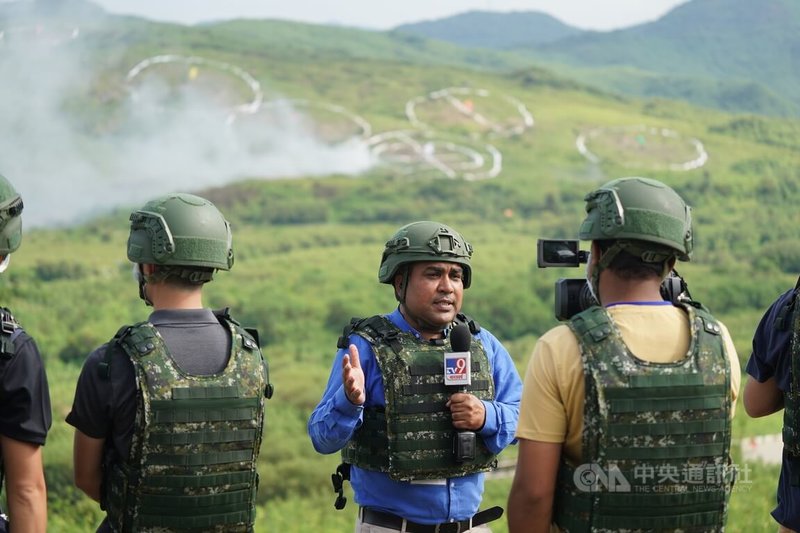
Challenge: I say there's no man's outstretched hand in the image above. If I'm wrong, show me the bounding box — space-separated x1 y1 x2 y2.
342 344 365 405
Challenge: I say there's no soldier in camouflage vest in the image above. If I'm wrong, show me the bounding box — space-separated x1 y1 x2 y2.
0 173 51 532
67 193 272 533
309 221 521 532
508 177 741 533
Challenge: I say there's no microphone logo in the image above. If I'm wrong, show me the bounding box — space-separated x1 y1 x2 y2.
444 354 470 385
444 323 472 387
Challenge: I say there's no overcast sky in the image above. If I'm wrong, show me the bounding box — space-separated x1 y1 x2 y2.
90 0 690 31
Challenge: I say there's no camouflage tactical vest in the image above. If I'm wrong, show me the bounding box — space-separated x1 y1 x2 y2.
783 284 800 457
103 314 270 533
340 315 497 481
0 307 21 510
555 304 732 533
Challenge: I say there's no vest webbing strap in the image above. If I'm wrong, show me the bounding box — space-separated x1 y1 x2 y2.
609 396 725 413
393 419 453 432
606 442 727 460
0 309 19 358
557 489 726 532
394 437 452 452
152 404 258 424
152 396 259 411
558 487 726 514
629 373 704 387
139 509 251 527
149 449 253 466
171 385 240 399
402 379 490 395
604 383 727 400
140 487 251 508
607 418 728 437
150 428 258 446
395 402 445 415
344 451 386 470
599 488 727 509
142 470 254 489
595 511 723 529
393 456 465 471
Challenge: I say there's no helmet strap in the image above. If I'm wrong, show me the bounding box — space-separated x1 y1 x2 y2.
0 255 9 274
135 264 153 307
394 268 410 304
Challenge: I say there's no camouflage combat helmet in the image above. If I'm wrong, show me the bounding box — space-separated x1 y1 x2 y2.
127 193 234 270
579 177 693 261
0 173 23 256
378 221 473 288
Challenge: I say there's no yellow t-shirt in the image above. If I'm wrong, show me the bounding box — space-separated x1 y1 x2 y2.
516 304 741 466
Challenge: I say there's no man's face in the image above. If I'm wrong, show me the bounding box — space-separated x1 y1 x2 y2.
396 261 464 337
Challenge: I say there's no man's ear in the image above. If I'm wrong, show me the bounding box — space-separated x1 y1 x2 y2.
142 263 156 276
392 268 408 302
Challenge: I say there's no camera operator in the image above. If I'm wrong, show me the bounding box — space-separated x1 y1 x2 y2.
507 177 741 533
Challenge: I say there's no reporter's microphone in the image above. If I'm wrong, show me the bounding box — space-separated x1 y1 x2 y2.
445 324 476 463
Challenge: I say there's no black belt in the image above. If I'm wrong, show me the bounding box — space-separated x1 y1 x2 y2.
360 506 503 533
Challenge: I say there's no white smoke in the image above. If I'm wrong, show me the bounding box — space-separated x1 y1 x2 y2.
0 14 374 227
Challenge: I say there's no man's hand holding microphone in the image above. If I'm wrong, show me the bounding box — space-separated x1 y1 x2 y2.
445 324 486 462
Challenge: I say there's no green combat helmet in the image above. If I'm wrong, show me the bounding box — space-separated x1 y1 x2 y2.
579 176 693 261
378 221 473 288
0 173 24 256
127 192 234 274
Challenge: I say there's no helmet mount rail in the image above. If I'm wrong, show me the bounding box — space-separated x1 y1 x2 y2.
378 221 474 289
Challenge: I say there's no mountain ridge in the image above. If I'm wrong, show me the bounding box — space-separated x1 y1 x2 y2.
392 0 800 117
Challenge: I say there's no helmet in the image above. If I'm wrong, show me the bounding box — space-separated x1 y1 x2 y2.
0 173 23 255
378 221 473 288
578 177 692 261
127 193 234 270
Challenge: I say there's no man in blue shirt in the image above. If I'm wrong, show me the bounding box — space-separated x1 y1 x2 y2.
308 220 521 532
744 287 800 532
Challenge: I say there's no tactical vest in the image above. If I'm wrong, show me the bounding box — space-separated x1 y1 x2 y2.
340 315 497 481
0 307 21 512
555 304 732 533
103 313 271 533
780 281 800 458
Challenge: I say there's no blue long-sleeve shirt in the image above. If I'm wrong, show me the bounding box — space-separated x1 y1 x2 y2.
308 307 522 525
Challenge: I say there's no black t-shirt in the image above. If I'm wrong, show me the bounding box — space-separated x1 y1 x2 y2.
65 308 231 461
0 328 52 445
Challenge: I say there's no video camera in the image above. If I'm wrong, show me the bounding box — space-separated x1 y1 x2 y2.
537 239 689 321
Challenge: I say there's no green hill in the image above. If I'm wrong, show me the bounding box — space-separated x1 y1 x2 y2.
0 5 797 532
527 0 800 116
394 10 583 49
384 0 800 117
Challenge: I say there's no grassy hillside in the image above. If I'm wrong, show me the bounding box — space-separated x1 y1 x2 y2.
1 6 799 531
